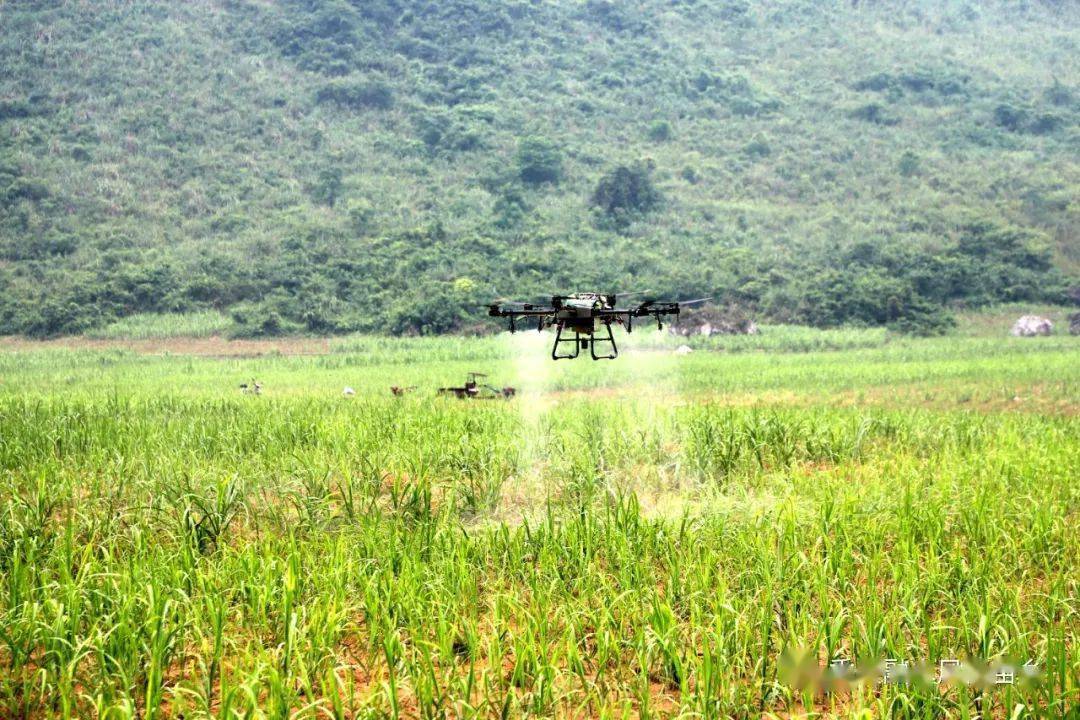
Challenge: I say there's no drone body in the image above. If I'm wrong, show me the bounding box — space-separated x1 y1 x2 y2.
487 292 704 360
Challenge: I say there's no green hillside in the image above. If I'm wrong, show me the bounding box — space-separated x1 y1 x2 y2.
1 0 1077 336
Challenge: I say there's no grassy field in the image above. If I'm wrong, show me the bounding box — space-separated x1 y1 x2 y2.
0 327 1077 719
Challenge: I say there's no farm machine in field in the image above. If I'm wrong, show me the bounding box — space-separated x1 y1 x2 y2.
437 372 516 399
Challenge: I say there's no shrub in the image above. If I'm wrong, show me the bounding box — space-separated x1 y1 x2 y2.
851 103 899 126
493 184 529 228
230 308 289 338
0 99 44 120
717 0 751 22
888 303 956 336
591 160 661 226
1044 80 1074 107
389 285 466 335
346 199 375 234
515 136 562 185
853 73 893 92
3 177 49 203
315 79 394 110
647 120 672 142
309 166 343 207
898 150 920 177
854 68 968 96
744 137 771 158
993 103 1028 131
582 0 642 33
414 112 485 153
1028 113 1062 135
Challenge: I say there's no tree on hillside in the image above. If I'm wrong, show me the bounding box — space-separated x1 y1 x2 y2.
515 136 563 185
310 166 344 207
591 160 661 229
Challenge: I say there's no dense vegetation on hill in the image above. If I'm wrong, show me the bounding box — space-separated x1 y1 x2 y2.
0 0 1077 336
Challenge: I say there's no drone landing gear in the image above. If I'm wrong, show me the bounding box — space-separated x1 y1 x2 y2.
590 321 618 360
551 323 579 360
551 323 618 360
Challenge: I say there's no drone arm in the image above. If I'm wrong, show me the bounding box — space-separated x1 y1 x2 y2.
487 304 555 334
488 306 554 318
621 302 680 329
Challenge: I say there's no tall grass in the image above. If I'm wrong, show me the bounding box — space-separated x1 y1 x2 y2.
85 311 235 340
0 335 1077 718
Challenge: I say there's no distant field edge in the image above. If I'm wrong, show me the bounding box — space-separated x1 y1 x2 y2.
0 304 1075 357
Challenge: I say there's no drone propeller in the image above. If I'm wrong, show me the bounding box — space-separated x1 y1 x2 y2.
487 297 556 309
638 296 711 307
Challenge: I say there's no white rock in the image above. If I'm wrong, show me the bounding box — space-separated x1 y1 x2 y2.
1010 315 1053 337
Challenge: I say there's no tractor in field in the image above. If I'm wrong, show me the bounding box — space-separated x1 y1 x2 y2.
437 372 516 399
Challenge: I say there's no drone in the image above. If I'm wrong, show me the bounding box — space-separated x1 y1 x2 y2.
487 293 708 360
